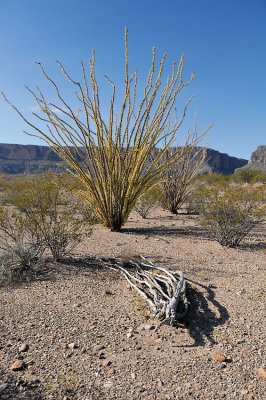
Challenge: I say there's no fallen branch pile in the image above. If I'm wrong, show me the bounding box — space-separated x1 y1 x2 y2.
104 255 188 327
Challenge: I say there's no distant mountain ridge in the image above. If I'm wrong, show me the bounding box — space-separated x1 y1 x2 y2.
0 143 248 175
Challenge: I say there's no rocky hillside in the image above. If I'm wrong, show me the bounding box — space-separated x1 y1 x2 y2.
0 144 66 174
248 145 266 171
204 148 247 174
0 143 248 175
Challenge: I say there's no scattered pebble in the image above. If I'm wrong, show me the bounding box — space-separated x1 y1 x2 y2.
94 344 105 352
19 342 29 352
0 384 8 393
257 367 266 379
102 359 112 367
213 352 226 363
10 359 25 371
103 379 114 389
68 342 79 350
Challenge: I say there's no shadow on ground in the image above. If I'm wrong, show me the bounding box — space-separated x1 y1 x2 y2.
0 369 44 400
122 225 211 240
180 279 230 347
0 256 105 289
0 368 106 400
123 224 266 252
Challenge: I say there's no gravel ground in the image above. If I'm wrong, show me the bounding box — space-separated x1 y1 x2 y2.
0 209 265 399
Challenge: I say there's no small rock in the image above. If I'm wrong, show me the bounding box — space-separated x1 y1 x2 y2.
240 389 248 395
257 367 266 379
131 372 136 379
94 344 105 352
26 379 40 388
102 359 112 367
136 324 145 332
139 386 147 392
127 332 133 339
107 368 115 376
0 384 8 393
68 342 79 350
143 324 155 331
157 379 164 389
99 353 106 359
213 352 226 363
103 379 113 389
10 359 25 371
19 343 29 353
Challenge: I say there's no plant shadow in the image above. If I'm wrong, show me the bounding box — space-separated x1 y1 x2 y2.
238 241 266 251
0 256 104 289
122 225 211 240
179 279 230 347
0 369 44 400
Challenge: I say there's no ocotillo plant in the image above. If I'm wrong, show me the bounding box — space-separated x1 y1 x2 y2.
160 127 207 214
2 29 204 231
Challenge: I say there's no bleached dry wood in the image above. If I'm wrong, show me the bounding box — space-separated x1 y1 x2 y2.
105 255 188 327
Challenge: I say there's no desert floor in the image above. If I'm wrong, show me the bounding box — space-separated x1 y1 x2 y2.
0 208 265 399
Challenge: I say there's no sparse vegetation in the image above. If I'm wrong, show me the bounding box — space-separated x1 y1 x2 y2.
134 186 160 219
160 129 207 214
233 166 266 183
0 206 46 268
193 183 266 247
0 173 93 273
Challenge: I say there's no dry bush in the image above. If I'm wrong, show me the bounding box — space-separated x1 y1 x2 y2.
193 183 266 247
196 172 230 186
233 167 266 184
2 29 210 231
1 173 93 263
0 207 45 268
160 128 207 214
134 186 160 218
0 252 14 284
186 194 200 215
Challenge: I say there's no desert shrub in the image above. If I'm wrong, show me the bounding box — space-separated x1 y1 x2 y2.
160 129 207 214
0 252 13 284
1 173 93 262
195 172 230 186
233 167 266 184
193 183 266 247
0 207 45 267
186 194 200 215
134 186 160 218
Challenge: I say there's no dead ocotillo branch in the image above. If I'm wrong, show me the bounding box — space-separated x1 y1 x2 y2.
104 255 188 327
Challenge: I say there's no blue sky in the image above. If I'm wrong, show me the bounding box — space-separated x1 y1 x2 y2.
0 0 265 159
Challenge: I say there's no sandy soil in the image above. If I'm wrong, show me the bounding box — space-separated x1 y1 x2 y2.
0 208 265 399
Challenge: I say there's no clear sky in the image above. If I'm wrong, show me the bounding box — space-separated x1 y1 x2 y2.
0 0 265 160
